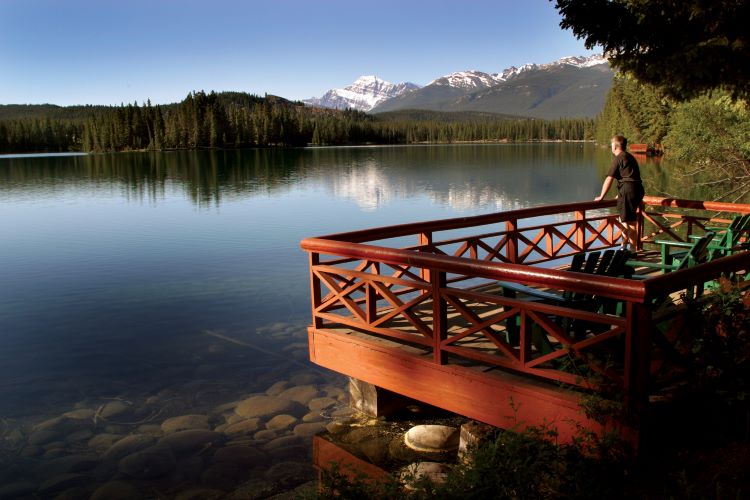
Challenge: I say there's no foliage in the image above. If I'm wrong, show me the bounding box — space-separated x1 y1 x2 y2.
594 74 671 146
0 94 594 154
553 0 750 101
314 426 626 500
663 94 750 201
688 276 750 407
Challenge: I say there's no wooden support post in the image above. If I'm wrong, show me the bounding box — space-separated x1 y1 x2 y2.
419 232 432 282
309 252 322 329
431 269 447 365
575 210 586 252
366 262 378 324
348 378 416 417
636 206 644 250
623 302 651 422
506 219 518 264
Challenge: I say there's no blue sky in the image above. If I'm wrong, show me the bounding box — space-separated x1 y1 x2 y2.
0 0 598 106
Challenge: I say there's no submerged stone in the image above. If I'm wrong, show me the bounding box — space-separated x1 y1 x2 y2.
158 429 224 454
223 418 261 436
235 395 297 419
292 422 326 438
90 480 144 500
160 414 210 434
277 385 319 405
212 445 267 467
103 434 156 462
265 414 297 431
118 445 176 479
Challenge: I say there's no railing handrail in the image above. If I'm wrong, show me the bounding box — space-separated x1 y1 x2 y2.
314 197 750 245
302 196 750 306
316 199 614 243
301 237 648 303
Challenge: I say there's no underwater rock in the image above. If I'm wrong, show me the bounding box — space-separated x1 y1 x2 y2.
265 414 297 432
235 395 298 419
277 385 319 405
212 445 267 468
118 445 176 479
64 429 94 445
158 429 224 454
99 400 131 420
225 478 278 500
265 381 290 397
103 434 157 462
161 414 210 434
37 473 90 496
253 429 276 442
87 433 122 454
289 372 322 386
264 461 315 489
62 408 95 420
27 429 60 446
35 454 99 477
174 488 225 500
301 411 324 423
90 480 143 500
308 396 337 412
223 418 261 437
292 422 326 438
262 435 302 451
0 482 36 499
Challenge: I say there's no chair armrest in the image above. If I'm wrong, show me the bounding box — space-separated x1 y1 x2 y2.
655 239 694 248
498 281 566 303
626 260 676 271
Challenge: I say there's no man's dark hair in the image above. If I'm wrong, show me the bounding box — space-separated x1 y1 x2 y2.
611 134 627 151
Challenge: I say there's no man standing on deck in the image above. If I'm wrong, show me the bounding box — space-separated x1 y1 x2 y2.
594 134 644 253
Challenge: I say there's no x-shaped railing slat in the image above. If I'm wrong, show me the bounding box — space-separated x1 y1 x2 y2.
442 294 520 362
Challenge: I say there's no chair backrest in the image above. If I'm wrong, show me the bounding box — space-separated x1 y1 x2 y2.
677 231 716 270
728 213 750 246
603 249 632 278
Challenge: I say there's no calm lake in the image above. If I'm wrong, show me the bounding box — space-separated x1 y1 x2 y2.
0 144 674 497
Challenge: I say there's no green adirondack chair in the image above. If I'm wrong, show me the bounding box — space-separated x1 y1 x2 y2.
628 231 716 275
500 249 632 353
687 213 750 258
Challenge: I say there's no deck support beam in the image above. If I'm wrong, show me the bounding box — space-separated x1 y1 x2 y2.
309 327 627 446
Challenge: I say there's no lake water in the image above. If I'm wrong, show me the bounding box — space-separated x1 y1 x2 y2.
0 144 669 497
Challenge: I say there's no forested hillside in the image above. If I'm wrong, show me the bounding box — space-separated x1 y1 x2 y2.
595 75 750 200
0 92 594 153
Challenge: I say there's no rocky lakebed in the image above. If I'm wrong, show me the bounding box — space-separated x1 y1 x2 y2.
0 321 471 499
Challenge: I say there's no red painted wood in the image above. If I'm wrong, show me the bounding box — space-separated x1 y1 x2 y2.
313 435 390 484
308 327 616 446
303 196 750 454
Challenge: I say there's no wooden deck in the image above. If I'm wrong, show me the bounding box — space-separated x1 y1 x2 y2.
302 197 750 448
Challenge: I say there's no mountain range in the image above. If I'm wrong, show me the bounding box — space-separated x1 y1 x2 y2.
304 55 613 119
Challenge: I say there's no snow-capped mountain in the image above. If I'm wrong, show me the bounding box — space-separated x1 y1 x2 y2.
306 54 610 118
304 76 420 112
371 54 612 118
427 71 505 90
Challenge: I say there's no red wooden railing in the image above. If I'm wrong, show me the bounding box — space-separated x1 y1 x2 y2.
301 196 750 416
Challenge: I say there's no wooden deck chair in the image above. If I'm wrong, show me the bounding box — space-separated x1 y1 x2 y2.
500 249 631 352
628 231 716 275
658 215 750 268
691 213 750 258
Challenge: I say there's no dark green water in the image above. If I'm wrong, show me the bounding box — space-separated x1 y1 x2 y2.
0 144 674 496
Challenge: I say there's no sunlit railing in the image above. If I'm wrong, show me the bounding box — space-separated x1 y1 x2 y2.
301 196 750 414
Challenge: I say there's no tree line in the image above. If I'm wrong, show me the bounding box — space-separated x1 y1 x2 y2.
0 93 594 154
